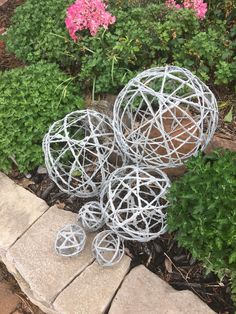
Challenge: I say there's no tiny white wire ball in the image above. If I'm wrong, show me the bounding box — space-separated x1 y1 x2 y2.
92 230 124 267
55 224 86 257
113 66 218 168
101 165 170 242
43 109 125 198
78 201 105 232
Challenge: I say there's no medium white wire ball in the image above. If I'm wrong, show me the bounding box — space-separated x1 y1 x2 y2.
78 201 105 232
113 65 218 168
43 109 125 198
100 165 170 242
55 224 86 257
92 230 124 267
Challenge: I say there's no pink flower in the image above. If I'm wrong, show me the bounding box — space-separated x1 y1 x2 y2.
183 0 207 19
165 0 207 19
65 0 116 42
165 0 182 9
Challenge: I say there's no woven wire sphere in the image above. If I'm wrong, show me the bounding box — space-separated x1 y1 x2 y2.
55 224 86 257
113 66 218 168
101 165 170 242
92 230 124 267
43 109 125 198
78 201 105 232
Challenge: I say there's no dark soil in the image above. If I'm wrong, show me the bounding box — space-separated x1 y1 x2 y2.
0 0 24 71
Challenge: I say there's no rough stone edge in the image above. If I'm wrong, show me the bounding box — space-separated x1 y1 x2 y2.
0 173 54 312
53 256 131 314
1 253 57 314
0 172 50 251
104 257 132 314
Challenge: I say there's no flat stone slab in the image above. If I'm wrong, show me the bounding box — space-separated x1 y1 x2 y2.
0 173 48 253
109 265 215 314
6 206 95 306
54 256 131 314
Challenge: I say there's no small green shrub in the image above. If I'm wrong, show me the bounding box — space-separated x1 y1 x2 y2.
6 0 76 65
167 150 236 300
77 5 202 92
0 63 84 173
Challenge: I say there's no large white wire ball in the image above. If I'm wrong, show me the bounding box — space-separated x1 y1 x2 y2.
100 165 170 242
113 66 218 168
43 109 125 198
92 230 124 267
55 224 86 257
78 201 105 232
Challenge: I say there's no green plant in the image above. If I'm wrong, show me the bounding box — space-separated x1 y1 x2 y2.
6 0 76 65
0 63 84 173
77 5 202 93
6 1 236 93
173 19 236 86
108 0 160 9
167 150 236 301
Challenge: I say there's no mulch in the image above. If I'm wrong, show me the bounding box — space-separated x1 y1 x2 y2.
10 170 234 314
0 0 24 71
1 0 236 313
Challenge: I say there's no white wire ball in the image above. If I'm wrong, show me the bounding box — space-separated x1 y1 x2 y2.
78 201 105 232
101 165 170 242
55 224 86 257
43 109 125 198
92 230 124 267
113 66 218 168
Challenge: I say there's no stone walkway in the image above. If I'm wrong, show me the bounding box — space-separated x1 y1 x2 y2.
0 172 215 314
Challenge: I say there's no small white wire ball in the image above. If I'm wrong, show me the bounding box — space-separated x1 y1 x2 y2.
78 201 105 232
100 165 170 242
92 230 124 267
113 66 218 168
55 224 86 257
43 109 125 198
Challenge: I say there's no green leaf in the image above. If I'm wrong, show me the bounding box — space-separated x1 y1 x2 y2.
229 252 236 264
224 106 233 123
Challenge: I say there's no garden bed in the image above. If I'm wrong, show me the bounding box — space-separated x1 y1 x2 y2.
7 168 234 314
1 0 236 313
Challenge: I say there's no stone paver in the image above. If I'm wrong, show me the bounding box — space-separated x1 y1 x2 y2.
109 265 215 314
54 256 131 314
0 174 219 314
0 173 48 254
6 206 95 305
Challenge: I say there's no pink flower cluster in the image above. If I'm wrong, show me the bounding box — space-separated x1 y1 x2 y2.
65 0 116 42
165 0 207 19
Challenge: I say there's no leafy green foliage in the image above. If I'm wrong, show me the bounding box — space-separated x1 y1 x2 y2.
167 150 236 300
6 0 76 65
5 1 236 93
0 63 84 173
